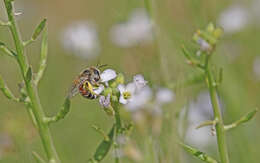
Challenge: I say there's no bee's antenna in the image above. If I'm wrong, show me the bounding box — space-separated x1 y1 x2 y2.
98 64 108 69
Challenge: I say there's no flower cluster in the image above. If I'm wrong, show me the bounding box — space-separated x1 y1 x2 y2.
90 68 175 137
90 69 174 119
192 23 223 54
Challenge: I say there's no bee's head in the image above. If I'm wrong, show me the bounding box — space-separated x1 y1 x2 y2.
90 67 101 83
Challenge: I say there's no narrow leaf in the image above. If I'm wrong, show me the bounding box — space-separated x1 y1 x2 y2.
93 125 115 162
179 142 218 163
0 75 18 101
181 45 192 60
92 125 110 142
218 67 223 84
26 67 33 82
225 108 258 131
0 20 9 26
35 30 48 85
0 41 16 57
32 18 47 40
32 151 47 163
46 97 71 124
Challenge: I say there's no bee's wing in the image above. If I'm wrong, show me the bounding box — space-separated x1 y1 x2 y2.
67 78 81 99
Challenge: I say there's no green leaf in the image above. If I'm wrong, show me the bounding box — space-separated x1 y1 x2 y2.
26 67 33 82
32 19 47 40
32 151 47 163
0 41 16 57
45 97 71 124
240 108 258 123
93 125 115 162
0 75 18 101
92 125 110 142
179 142 218 163
225 108 259 131
181 45 192 60
35 30 48 85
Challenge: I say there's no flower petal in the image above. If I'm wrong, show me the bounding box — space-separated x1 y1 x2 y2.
101 69 117 82
117 84 126 94
126 86 152 111
93 84 104 95
133 74 147 92
155 88 175 105
126 82 136 94
119 95 128 104
99 94 111 108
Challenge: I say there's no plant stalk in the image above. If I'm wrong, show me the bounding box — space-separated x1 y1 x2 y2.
3 1 60 162
205 57 230 163
113 103 121 163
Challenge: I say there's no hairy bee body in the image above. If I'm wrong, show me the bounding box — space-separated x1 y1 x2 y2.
68 66 101 99
79 80 98 99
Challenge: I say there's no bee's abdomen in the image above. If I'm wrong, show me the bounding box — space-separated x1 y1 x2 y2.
84 92 97 99
78 83 97 99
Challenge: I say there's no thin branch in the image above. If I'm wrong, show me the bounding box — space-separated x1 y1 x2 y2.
44 98 71 124
0 75 19 102
0 42 17 57
0 20 10 26
179 142 219 163
35 30 48 85
224 108 258 131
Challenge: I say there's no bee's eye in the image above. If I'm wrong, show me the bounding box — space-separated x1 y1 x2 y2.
83 69 90 74
94 77 100 82
93 69 100 75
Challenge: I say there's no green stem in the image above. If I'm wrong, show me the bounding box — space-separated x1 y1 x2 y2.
113 103 122 163
3 1 60 163
205 56 230 163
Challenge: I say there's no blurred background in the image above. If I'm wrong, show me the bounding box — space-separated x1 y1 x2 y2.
0 0 260 162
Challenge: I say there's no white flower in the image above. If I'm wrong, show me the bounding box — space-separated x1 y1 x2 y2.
155 88 175 105
100 69 117 83
126 86 152 111
218 5 250 34
93 84 104 95
251 0 260 23
0 133 13 158
184 91 221 149
253 56 260 80
99 94 111 108
118 83 136 104
61 21 100 59
133 74 148 92
110 8 153 47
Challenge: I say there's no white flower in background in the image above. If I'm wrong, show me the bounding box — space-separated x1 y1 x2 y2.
126 86 152 111
251 0 260 23
110 8 153 47
133 74 148 92
253 56 260 80
61 22 100 59
218 5 250 34
155 88 175 105
0 133 13 158
184 91 217 149
100 69 117 83
118 83 136 104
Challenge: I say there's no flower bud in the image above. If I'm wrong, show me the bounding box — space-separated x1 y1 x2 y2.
103 87 113 96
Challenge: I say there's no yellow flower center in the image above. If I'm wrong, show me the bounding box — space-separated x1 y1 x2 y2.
123 91 131 99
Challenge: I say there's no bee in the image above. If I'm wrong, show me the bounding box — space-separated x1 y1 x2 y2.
67 65 105 99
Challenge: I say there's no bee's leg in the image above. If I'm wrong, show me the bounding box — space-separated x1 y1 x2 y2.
84 81 98 98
